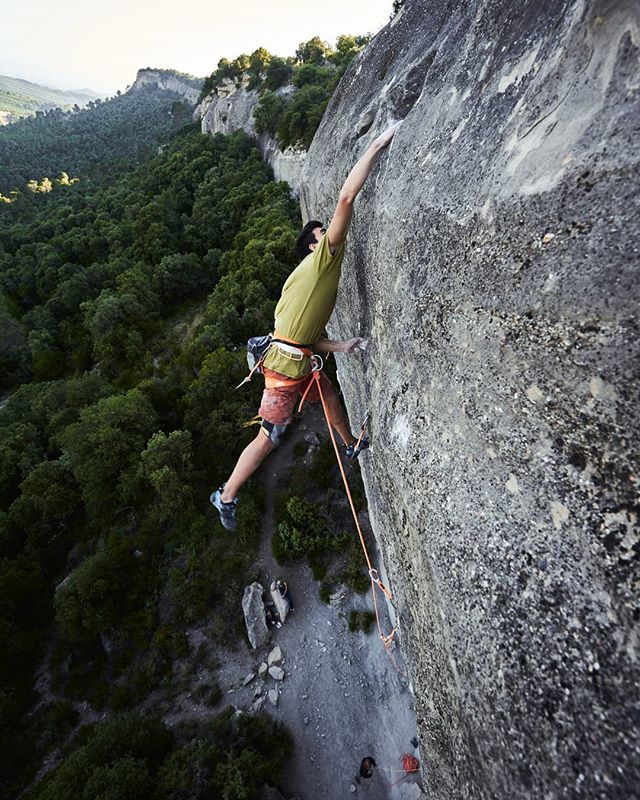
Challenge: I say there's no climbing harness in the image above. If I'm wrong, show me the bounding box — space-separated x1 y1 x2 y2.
298 355 405 675
236 332 313 389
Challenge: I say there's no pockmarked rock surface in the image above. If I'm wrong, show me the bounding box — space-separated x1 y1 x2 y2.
302 2 640 798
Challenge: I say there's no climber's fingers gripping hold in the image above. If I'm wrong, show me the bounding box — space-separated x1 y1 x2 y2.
374 120 402 149
343 337 369 354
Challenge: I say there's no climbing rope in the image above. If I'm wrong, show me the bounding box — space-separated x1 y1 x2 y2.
298 356 406 676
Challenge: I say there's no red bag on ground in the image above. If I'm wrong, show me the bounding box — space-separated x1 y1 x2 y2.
401 754 420 774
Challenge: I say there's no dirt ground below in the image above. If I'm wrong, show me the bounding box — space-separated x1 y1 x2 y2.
179 405 423 800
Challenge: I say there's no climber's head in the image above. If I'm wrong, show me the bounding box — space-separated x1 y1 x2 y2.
295 219 325 261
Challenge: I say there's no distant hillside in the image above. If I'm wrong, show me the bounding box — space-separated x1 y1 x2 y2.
0 80 196 194
0 75 100 125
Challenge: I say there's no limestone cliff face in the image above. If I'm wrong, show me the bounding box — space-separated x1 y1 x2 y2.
302 1 640 798
196 80 305 193
131 69 202 104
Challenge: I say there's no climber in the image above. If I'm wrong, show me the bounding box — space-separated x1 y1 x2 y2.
210 120 401 531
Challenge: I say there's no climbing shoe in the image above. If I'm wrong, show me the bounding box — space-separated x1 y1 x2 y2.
345 438 370 460
210 485 238 531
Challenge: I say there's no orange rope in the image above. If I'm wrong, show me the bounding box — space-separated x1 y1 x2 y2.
298 362 405 675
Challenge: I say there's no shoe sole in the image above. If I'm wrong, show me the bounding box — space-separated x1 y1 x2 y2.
346 442 370 460
209 492 237 531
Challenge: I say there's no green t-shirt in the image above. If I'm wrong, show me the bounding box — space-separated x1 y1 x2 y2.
264 233 346 379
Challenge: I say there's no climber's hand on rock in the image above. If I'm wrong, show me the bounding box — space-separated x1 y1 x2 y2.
342 337 368 354
375 121 402 149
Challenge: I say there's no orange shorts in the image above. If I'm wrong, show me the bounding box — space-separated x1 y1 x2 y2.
259 368 333 426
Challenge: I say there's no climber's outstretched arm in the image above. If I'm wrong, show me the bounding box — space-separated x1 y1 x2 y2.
325 121 401 255
313 336 368 354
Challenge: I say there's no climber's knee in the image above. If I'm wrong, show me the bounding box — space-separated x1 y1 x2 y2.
260 420 288 446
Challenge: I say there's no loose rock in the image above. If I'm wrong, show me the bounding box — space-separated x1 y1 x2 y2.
251 697 265 713
269 665 285 681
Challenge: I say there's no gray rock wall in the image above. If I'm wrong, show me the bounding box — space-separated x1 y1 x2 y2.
301 1 640 798
196 81 306 194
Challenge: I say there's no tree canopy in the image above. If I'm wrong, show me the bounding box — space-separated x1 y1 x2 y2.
0 123 300 799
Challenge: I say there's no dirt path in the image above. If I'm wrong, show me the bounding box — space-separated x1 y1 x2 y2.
211 406 422 799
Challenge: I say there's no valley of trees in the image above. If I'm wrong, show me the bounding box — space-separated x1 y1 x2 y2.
0 125 302 798
0 85 194 194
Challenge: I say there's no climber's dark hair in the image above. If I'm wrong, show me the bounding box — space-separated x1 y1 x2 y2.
295 220 323 261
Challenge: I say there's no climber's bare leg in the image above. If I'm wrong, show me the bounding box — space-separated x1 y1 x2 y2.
321 381 356 446
221 430 275 502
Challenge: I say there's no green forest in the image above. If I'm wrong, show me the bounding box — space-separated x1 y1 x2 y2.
0 34 373 800
0 125 301 798
0 85 194 194
201 35 371 150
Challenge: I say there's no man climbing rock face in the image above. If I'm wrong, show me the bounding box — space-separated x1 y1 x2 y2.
211 121 401 531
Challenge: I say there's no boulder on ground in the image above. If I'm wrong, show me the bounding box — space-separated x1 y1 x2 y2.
267 645 283 665
242 582 269 649
270 581 290 622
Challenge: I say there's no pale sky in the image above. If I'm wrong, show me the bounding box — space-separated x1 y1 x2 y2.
2 0 394 95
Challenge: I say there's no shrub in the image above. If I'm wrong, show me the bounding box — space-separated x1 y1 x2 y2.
276 84 330 150
157 709 293 799
29 713 174 800
263 57 293 91
348 609 377 634
55 535 157 645
253 91 287 137
272 496 328 561
292 440 307 459
318 582 332 604
339 560 370 594
34 700 80 750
